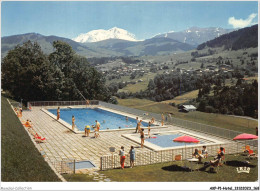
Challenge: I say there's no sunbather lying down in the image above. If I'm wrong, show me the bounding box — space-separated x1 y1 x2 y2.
28 128 46 143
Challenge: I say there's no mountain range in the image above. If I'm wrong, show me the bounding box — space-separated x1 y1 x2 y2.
73 27 138 43
154 27 233 46
1 26 242 58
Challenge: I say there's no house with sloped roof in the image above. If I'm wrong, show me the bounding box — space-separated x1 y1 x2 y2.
178 105 197 112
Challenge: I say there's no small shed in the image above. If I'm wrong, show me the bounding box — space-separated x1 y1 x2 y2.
178 105 197 112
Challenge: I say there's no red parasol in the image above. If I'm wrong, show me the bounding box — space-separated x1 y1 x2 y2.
174 135 200 143
233 133 258 149
233 133 258 140
173 136 200 166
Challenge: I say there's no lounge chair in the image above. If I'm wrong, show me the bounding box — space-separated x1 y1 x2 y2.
209 159 221 173
28 129 46 143
34 133 46 141
35 137 46 143
247 149 257 160
175 154 182 161
243 145 251 153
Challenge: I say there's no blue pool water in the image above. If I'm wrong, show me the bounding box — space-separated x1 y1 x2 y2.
48 108 151 131
146 134 204 148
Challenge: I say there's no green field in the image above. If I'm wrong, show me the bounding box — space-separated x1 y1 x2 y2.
121 72 158 93
1 94 60 181
63 174 98 182
66 154 257 182
118 98 257 134
161 89 199 105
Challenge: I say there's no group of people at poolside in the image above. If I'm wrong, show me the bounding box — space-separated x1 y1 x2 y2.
119 146 136 169
192 146 225 171
192 146 209 163
57 107 101 138
23 119 46 142
58 105 157 144
83 120 101 138
135 116 155 148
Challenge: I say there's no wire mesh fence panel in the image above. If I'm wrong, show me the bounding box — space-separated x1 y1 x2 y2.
98 102 253 143
28 100 99 107
45 159 75 174
100 143 243 171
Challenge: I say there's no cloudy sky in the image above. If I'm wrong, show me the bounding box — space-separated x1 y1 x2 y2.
1 1 258 40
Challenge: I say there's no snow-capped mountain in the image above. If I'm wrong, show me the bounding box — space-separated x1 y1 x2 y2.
154 27 234 46
73 27 138 43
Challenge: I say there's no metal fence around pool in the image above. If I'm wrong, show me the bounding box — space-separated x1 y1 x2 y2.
100 141 255 170
99 101 258 147
27 100 258 147
46 158 76 174
24 100 258 173
27 100 99 107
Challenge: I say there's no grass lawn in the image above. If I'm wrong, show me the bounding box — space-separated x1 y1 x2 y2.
117 98 257 134
63 174 98 182
1 94 61 181
65 154 258 182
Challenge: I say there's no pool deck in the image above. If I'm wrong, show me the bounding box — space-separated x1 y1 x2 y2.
19 106 232 173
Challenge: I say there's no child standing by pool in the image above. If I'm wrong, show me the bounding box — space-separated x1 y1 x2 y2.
72 116 75 131
129 146 135 168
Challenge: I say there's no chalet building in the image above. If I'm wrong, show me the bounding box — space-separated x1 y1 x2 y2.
178 105 197 112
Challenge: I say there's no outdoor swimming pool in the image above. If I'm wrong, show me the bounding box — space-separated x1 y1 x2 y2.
146 133 205 148
48 108 151 131
122 130 221 151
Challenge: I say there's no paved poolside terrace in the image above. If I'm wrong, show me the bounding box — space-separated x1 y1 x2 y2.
18 105 234 173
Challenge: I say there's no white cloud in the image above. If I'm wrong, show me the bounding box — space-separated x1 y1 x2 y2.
228 13 257 28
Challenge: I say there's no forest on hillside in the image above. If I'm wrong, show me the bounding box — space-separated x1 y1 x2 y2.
2 41 111 103
197 24 258 50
